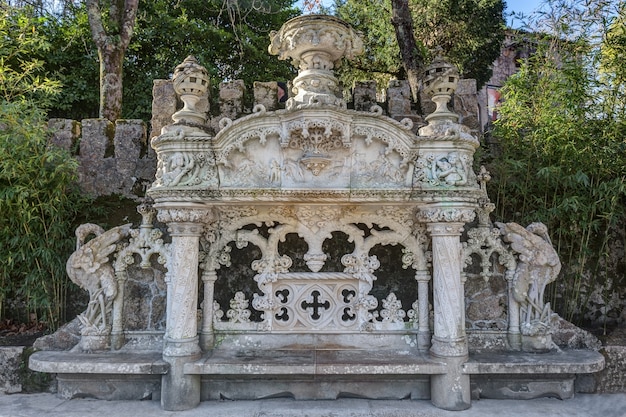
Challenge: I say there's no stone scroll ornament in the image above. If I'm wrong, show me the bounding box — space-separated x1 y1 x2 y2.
66 223 131 336
496 222 561 336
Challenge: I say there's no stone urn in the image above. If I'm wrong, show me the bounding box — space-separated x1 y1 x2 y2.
268 15 363 109
171 56 210 125
423 54 460 124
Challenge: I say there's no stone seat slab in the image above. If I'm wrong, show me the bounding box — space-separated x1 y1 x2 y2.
185 349 446 376
463 349 605 375
29 351 169 375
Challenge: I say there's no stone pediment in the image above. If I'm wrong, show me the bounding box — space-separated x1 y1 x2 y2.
213 106 417 191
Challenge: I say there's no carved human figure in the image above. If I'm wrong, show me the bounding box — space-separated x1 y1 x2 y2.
66 223 131 334
370 148 403 183
269 159 282 183
432 152 467 186
496 222 561 335
162 152 193 186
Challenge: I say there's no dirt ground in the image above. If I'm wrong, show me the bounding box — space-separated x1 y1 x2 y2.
0 320 45 347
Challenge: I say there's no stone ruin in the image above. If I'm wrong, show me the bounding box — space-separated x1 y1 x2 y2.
30 15 604 411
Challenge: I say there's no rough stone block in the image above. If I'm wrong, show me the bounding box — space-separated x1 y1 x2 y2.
0 346 24 394
150 79 177 139
33 318 81 351
114 119 147 194
386 79 411 116
253 81 279 111
552 316 602 350
80 119 113 162
48 119 80 151
353 80 377 112
219 80 246 120
596 327 626 393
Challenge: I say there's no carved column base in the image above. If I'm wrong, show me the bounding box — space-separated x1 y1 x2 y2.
431 335 468 358
199 331 214 351
430 355 471 411
508 330 521 351
417 331 431 352
163 336 201 357
161 353 201 411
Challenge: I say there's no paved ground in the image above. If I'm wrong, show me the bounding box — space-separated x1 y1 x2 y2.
0 393 625 417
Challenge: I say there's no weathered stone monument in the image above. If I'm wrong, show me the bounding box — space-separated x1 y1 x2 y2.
30 15 604 412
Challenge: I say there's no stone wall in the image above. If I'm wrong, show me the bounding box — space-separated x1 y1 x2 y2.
48 118 156 199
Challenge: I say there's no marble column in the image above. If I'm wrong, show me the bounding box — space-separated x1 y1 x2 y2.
506 269 522 350
420 207 475 411
199 269 218 350
157 208 210 411
415 270 432 351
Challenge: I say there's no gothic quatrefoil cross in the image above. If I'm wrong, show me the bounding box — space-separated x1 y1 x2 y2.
300 290 330 320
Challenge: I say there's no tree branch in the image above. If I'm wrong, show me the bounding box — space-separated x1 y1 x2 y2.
390 0 423 102
85 0 107 50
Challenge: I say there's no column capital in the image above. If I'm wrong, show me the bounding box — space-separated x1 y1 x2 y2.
157 207 213 224
417 207 475 224
167 222 205 237
158 208 212 237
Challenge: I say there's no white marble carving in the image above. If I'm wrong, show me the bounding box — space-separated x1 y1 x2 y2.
268 15 363 109
67 223 131 344
226 292 252 323
379 293 406 323
496 222 561 340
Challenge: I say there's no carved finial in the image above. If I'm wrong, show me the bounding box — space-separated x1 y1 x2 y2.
422 50 460 124
476 197 495 227
172 56 210 125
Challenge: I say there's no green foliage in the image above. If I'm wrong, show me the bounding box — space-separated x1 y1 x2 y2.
0 100 89 328
489 0 626 325
43 4 100 119
44 0 299 121
333 0 505 91
0 3 61 107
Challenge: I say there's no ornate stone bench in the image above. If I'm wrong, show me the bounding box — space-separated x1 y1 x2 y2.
29 14 604 412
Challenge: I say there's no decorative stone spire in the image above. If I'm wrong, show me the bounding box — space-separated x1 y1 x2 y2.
268 15 363 110
171 56 210 125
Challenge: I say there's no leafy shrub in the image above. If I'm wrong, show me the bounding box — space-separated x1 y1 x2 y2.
488 0 626 327
0 100 90 328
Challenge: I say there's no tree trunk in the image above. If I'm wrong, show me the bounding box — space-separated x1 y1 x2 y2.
86 0 138 122
390 0 424 102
